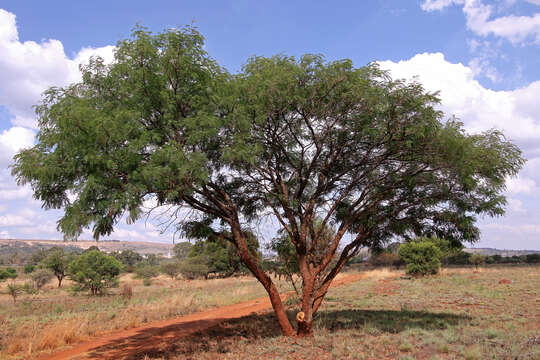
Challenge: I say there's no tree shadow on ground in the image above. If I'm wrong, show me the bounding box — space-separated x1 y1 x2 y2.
86 309 469 360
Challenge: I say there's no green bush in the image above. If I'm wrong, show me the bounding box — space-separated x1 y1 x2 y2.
135 264 160 280
160 261 182 279
0 267 18 281
68 250 122 295
112 250 143 272
398 239 443 276
469 254 485 269
24 264 35 274
179 259 209 280
31 268 54 289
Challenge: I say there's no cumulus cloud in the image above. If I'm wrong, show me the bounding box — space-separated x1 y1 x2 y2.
421 0 540 45
0 8 115 129
0 214 32 227
0 126 35 166
378 53 540 155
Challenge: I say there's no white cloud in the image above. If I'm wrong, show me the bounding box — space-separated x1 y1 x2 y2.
0 126 35 165
0 214 32 227
507 198 525 212
421 0 540 44
0 8 115 129
378 53 540 154
421 0 460 11
0 230 9 239
505 175 537 194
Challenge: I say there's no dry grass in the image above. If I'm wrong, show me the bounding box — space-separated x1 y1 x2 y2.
0 273 291 359
130 265 539 360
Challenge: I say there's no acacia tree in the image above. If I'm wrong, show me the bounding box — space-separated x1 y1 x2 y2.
12 27 524 337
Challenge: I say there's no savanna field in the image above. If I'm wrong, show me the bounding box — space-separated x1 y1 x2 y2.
0 266 538 360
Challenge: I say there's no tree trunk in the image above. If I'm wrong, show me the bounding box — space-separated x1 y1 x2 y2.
231 221 296 337
57 275 63 287
297 265 315 337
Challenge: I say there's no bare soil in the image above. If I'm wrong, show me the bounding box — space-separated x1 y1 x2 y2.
36 272 370 360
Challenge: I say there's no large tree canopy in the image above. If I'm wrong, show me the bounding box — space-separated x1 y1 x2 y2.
12 26 524 336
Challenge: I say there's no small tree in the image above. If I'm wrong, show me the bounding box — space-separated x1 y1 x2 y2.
135 264 160 283
469 254 485 269
68 250 122 295
7 283 23 303
160 261 182 279
112 249 143 272
31 268 55 289
40 248 74 287
172 242 193 260
24 264 35 274
398 239 444 276
179 258 209 280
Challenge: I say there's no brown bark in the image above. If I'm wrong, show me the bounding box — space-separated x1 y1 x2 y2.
230 219 296 337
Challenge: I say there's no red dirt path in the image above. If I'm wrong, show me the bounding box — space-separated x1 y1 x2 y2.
37 272 368 360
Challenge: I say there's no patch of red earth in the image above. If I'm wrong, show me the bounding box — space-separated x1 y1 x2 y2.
36 272 369 360
373 278 399 296
498 279 512 284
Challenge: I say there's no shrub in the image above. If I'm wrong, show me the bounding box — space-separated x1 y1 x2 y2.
0 267 18 281
398 239 443 276
160 261 182 279
112 250 143 272
469 254 485 269
24 264 35 274
525 253 540 264
7 283 23 303
68 250 122 295
31 268 54 289
135 264 160 280
179 260 209 280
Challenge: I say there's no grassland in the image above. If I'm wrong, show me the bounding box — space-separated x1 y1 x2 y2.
1 266 538 360
0 273 290 359
141 266 539 360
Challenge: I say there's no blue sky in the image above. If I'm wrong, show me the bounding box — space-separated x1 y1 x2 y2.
0 0 539 249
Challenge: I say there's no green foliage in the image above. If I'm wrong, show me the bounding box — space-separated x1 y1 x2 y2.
10 24 526 335
0 267 18 281
67 250 122 295
31 268 55 289
24 264 35 274
469 254 485 269
39 247 74 287
445 250 472 265
172 242 193 260
187 231 260 277
160 261 182 279
135 264 160 279
525 253 540 264
398 238 444 276
178 258 210 280
112 249 143 272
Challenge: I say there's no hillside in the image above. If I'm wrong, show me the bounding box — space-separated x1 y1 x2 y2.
0 239 174 265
